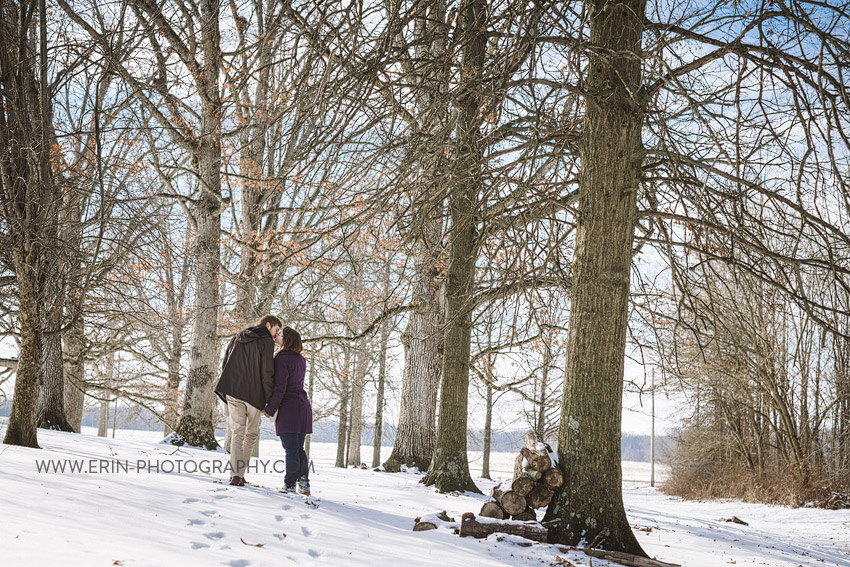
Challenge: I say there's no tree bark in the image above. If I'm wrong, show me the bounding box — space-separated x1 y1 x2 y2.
482 382 493 479
38 264 72 431
170 0 223 451
346 343 367 467
305 356 314 460
836 333 850 470
459 513 548 543
422 0 487 495
0 0 58 449
230 0 277 324
335 345 350 468
4 251 43 448
62 248 86 433
97 356 114 438
161 230 189 436
390 228 443 470
536 344 552 438
544 0 647 556
387 0 448 472
372 300 390 468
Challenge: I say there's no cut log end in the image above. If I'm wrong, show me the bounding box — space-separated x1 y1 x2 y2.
526 483 554 509
480 501 506 519
512 475 536 496
510 507 537 521
520 447 552 472
543 467 563 489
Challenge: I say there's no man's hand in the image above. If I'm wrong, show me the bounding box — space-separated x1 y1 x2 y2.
263 411 273 419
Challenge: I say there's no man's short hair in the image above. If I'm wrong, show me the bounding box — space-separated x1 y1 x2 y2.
258 315 283 329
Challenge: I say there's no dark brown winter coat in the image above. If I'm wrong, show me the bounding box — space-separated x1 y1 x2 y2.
214 325 276 411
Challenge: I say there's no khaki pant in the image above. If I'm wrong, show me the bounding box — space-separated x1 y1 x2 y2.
226 395 262 478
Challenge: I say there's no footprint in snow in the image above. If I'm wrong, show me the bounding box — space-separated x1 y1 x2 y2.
187 519 206 526
274 515 285 522
273 533 287 541
204 532 226 541
225 560 250 567
183 498 201 504
307 549 322 558
201 510 219 518
301 527 313 537
281 504 292 511
213 494 232 500
191 542 211 550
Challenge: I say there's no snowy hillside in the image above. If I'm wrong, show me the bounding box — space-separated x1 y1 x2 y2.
1 424 848 567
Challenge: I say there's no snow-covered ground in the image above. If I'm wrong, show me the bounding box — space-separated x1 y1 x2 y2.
1 422 848 567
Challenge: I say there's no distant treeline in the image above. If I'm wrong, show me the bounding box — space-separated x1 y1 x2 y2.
1 402 672 462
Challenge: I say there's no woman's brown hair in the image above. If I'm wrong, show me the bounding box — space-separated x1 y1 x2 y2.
280 326 302 353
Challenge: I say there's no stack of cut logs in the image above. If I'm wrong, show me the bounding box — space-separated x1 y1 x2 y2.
480 434 563 521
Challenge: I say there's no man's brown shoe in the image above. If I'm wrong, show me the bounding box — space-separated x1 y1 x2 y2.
229 475 245 486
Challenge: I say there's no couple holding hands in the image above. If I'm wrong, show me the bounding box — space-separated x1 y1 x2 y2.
214 315 313 495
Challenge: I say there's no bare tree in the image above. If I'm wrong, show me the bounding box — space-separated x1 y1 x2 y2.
0 0 60 448
60 0 228 448
542 0 647 554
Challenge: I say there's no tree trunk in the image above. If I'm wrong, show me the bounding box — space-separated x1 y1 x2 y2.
305 356 314 460
422 0 486 495
372 302 390 468
172 192 221 449
335 346 351 468
828 325 849 472
347 344 367 467
162 237 188 436
63 288 86 433
37 120 72 432
38 264 72 431
97 356 114 438
544 0 647 556
170 0 223 451
390 230 443 470
232 0 274 325
163 355 181 436
4 250 43 448
387 0 448 472
0 0 56 449
536 345 551 438
482 382 493 479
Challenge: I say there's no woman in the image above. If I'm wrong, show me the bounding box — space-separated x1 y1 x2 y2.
264 326 312 495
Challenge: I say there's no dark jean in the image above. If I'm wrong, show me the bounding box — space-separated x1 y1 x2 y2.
278 432 308 486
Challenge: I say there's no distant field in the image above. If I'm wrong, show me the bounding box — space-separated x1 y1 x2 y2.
78 425 668 486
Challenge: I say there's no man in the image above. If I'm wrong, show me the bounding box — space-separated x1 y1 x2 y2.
215 315 282 486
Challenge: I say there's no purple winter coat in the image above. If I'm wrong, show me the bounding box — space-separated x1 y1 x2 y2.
264 350 312 435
